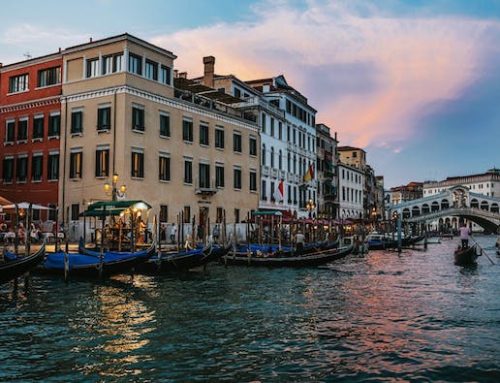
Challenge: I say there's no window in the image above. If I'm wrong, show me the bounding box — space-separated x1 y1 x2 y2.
160 65 171 85
250 171 257 191
47 153 59 180
270 147 275 168
233 132 242 152
69 151 82 179
38 67 61 87
48 114 60 137
262 144 266 166
71 111 83 134
33 116 44 139
278 122 283 140
9 74 28 93
200 124 209 146
199 163 210 188
183 206 191 223
234 88 241 98
86 58 99 78
287 125 291 142
16 156 28 182
183 119 193 142
216 165 225 188
5 121 15 142
17 119 28 141
262 113 266 133
97 107 111 131
234 209 240 224
145 59 158 81
234 168 242 189
184 160 193 184
2 158 14 183
32 155 43 182
160 205 168 222
288 185 292 203
286 100 292 113
270 118 275 137
103 54 124 74
270 181 275 201
131 151 144 178
159 155 170 181
249 136 257 156
215 128 224 149
128 54 142 75
261 180 267 200
95 148 109 177
71 204 80 221
132 107 145 132
287 153 291 172
160 113 170 137
293 129 296 144
279 150 282 170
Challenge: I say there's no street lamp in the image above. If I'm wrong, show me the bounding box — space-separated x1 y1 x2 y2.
104 173 127 201
306 199 316 219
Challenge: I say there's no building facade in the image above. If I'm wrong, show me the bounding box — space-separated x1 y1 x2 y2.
338 163 365 219
59 34 259 237
390 182 423 205
0 53 62 221
316 123 338 219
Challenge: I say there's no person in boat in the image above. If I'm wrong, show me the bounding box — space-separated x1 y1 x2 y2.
459 223 470 249
295 231 305 252
184 234 194 250
18 223 26 245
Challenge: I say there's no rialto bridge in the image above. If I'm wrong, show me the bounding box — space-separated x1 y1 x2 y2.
387 186 500 233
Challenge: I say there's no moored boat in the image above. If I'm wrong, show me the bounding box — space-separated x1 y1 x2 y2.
39 244 155 278
0 245 46 284
222 245 353 267
454 245 478 266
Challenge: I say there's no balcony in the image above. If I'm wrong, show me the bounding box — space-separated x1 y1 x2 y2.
262 166 270 177
271 168 279 179
195 177 217 196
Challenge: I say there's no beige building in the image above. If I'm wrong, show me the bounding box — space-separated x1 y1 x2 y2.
59 34 259 233
337 146 366 170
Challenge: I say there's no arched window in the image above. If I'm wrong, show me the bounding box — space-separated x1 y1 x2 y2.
470 198 479 209
287 152 291 172
441 199 449 210
431 201 440 212
403 208 410 219
491 203 499 213
262 144 266 166
279 150 282 170
411 206 420 217
480 201 489 211
270 147 275 168
422 204 430 214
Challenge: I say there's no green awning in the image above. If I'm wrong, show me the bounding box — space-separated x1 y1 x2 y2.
80 200 152 217
251 210 283 216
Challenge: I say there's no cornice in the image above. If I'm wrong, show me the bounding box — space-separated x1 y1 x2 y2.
0 96 60 114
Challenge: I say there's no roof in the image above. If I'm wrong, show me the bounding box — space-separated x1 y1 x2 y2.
0 51 62 72
64 33 177 59
175 77 243 104
338 146 365 152
81 200 152 217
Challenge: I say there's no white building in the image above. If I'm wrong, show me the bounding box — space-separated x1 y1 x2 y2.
338 163 365 219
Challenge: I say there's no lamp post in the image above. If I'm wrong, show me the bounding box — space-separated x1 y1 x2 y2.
104 173 127 201
306 199 316 219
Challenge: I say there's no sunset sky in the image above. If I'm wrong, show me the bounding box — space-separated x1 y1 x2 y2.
1 0 498 187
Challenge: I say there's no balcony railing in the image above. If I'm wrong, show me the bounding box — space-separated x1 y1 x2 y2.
195 177 217 195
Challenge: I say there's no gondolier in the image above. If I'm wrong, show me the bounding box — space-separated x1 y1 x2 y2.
459 223 470 249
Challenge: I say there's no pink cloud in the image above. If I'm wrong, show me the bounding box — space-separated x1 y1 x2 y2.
151 1 499 150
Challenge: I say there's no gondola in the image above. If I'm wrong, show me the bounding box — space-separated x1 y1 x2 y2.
39 243 155 277
0 245 46 284
137 243 219 273
222 245 353 267
402 235 426 247
454 245 478 266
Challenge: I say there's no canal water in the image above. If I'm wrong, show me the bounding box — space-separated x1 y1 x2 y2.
1 236 499 382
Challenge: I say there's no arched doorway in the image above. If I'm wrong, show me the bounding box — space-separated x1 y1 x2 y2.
411 206 420 217
470 198 479 208
422 204 430 214
441 199 450 210
480 201 489 211
431 202 440 212
491 203 499 213
402 208 410 219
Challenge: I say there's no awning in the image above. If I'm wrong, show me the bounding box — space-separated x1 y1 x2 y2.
81 200 152 217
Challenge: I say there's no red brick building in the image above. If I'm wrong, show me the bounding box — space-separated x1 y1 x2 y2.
0 52 62 221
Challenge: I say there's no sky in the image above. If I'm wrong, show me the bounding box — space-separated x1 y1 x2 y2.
1 0 499 188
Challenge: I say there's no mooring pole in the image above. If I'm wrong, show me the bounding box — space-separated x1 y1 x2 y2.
397 214 402 253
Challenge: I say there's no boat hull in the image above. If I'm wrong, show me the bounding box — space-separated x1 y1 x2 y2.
0 245 46 284
454 246 478 266
222 245 353 267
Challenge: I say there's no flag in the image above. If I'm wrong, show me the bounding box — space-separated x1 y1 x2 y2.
303 163 314 182
274 179 284 202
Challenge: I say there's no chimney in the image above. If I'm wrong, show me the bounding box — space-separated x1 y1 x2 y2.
174 69 179 78
0 63 3 68
89 37 93 43
203 56 215 88
179 72 187 79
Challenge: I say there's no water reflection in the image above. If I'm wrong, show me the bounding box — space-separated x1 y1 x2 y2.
0 236 499 382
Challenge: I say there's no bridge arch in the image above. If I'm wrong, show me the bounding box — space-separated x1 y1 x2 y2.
422 203 430 214
470 198 479 209
480 201 489 211
431 201 440 212
411 206 420 217
441 199 450 210
402 208 411 219
492 203 499 213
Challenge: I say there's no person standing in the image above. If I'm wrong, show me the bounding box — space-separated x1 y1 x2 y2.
170 223 177 244
459 222 470 249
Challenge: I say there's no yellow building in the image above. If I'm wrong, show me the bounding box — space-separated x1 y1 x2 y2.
337 146 366 170
59 34 259 233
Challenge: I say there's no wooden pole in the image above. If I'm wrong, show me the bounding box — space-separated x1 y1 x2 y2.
26 203 32 257
14 204 19 255
99 206 105 278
